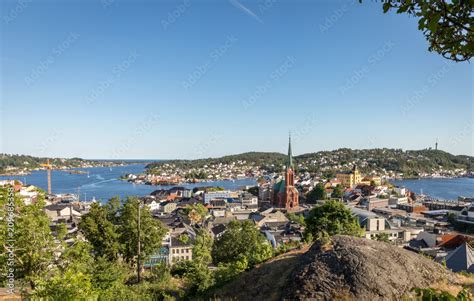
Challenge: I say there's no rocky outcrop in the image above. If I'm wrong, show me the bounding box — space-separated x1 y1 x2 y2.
210 236 463 301
284 236 458 300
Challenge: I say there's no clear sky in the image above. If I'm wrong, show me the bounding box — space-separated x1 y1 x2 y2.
1 0 472 159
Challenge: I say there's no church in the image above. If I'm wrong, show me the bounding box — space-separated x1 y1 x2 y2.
271 135 299 210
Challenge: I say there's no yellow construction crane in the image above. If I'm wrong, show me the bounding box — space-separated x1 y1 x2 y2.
40 159 52 194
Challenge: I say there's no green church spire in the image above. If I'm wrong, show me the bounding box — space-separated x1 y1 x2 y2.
287 132 293 169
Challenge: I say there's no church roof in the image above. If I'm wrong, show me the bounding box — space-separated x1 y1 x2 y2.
273 180 286 192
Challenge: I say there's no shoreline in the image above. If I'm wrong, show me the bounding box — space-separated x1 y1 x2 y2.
0 162 140 177
386 175 473 181
123 176 256 187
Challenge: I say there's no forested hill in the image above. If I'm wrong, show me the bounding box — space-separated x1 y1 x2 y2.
147 152 288 168
0 154 124 174
147 149 474 176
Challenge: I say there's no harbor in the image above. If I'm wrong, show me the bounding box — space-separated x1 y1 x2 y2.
0 163 256 202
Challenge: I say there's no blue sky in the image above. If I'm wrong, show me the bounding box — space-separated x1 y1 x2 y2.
1 0 472 159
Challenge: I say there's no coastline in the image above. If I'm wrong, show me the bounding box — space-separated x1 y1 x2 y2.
390 177 474 201
0 162 138 177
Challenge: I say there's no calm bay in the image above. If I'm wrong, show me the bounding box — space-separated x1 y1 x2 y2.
0 164 256 202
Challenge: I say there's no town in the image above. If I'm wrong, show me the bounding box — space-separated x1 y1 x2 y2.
2 137 474 299
0 154 132 176
1 0 472 298
124 146 472 186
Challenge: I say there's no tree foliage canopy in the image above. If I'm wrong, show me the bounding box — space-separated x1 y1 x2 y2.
186 203 208 225
306 183 327 203
0 188 55 284
305 200 363 240
331 184 344 199
118 197 167 264
79 201 121 261
79 197 167 265
212 220 273 267
375 0 473 62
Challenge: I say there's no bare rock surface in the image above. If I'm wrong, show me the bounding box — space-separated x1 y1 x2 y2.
209 236 460 301
284 236 458 300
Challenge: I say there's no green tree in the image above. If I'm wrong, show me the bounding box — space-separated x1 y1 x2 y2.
118 197 166 264
79 201 121 261
31 267 96 300
184 261 215 295
193 230 213 266
246 186 259 197
31 241 97 299
331 184 344 199
55 222 68 242
412 288 471 301
306 183 326 203
59 240 95 272
92 256 128 292
375 233 390 243
105 196 122 223
371 0 473 62
305 200 363 240
214 255 248 284
0 187 55 286
212 220 273 267
287 212 306 226
186 203 208 225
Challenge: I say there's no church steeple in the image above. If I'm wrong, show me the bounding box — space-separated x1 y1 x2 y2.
287 133 293 170
272 133 299 210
